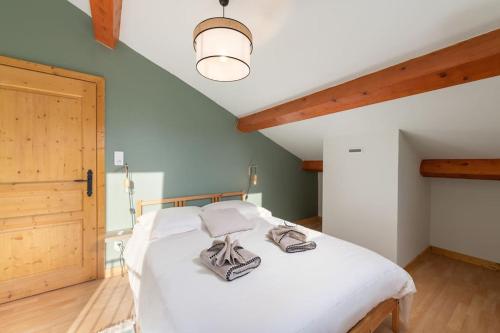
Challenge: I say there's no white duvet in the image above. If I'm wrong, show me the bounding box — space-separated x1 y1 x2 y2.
125 216 415 333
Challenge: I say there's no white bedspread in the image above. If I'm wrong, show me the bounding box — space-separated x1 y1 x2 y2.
125 216 415 333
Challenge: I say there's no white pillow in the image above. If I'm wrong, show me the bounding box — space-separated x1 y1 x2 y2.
202 200 272 219
200 208 255 237
137 206 202 240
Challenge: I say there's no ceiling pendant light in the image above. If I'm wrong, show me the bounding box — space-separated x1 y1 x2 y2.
193 0 253 82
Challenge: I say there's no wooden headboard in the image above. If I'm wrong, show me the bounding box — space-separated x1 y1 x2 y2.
136 191 245 217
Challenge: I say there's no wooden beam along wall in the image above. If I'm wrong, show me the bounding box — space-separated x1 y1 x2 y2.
420 159 500 181
301 159 500 179
90 0 123 49
302 160 323 172
237 29 500 132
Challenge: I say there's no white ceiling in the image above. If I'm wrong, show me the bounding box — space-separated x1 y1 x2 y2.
262 76 500 159
68 0 500 160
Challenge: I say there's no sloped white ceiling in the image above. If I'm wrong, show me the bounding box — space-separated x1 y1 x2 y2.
261 76 500 160
68 0 500 159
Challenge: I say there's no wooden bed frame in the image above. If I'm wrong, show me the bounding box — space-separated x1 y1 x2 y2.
349 298 399 333
135 191 400 333
136 191 245 217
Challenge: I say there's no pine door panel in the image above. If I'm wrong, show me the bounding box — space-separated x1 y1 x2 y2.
0 88 83 183
0 64 98 303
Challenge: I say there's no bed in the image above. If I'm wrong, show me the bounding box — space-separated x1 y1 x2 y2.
125 192 415 333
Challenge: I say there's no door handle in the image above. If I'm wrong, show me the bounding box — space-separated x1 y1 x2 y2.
74 169 93 197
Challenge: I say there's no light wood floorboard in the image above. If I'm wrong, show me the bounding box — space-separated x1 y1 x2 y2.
375 251 500 333
295 216 322 231
0 275 132 333
0 252 498 332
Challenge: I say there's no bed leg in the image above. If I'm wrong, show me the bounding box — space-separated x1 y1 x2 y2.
392 300 399 333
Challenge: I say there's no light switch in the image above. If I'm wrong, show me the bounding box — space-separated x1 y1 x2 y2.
114 151 124 166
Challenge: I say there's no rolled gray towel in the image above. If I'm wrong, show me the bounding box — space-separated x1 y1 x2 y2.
200 235 261 281
268 224 317 253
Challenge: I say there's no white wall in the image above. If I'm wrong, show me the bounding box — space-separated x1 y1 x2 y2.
318 173 323 217
430 179 500 263
323 130 399 262
323 129 498 266
397 134 430 267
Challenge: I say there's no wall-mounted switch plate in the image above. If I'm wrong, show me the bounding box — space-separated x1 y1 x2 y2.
114 151 124 166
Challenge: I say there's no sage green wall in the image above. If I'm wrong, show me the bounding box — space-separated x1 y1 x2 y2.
0 0 317 265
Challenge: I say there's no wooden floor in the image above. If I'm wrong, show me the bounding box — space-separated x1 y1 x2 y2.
375 252 500 333
0 252 498 332
0 275 133 333
295 216 322 231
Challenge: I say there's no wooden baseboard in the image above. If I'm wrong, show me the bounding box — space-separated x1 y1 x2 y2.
404 246 431 271
430 246 500 271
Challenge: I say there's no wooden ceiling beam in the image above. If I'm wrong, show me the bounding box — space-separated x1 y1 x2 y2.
237 29 500 132
420 159 500 181
90 0 123 49
303 160 323 172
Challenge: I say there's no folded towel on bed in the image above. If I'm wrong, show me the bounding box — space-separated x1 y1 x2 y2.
200 235 261 281
268 224 317 253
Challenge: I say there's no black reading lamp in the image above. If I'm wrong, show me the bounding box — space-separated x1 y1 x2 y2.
123 163 136 227
116 163 135 276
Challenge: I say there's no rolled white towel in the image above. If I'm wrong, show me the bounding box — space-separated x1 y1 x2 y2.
267 224 317 253
200 235 261 281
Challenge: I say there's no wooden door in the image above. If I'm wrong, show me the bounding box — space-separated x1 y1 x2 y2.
0 63 98 303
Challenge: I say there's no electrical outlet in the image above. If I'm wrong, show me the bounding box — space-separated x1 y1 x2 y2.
113 241 123 252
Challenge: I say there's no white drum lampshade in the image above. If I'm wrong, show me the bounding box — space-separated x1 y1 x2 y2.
193 1 253 82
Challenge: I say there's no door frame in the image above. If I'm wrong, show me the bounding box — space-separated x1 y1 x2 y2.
0 55 107 279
